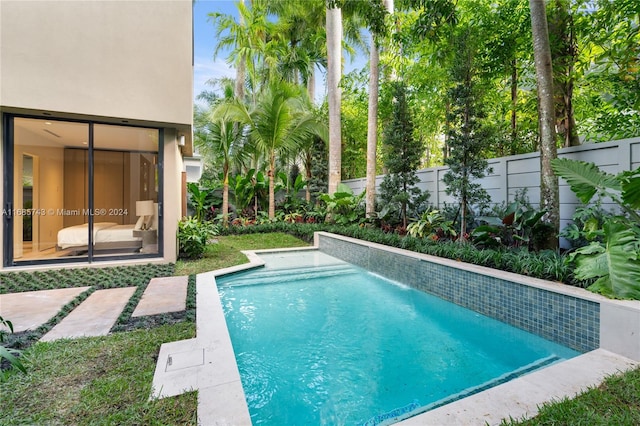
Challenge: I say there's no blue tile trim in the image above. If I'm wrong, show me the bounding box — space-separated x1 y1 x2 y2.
318 234 600 353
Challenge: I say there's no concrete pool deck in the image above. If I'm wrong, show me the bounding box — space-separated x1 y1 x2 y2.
150 242 640 426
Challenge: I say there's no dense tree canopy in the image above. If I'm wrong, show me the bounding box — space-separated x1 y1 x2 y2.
198 0 638 218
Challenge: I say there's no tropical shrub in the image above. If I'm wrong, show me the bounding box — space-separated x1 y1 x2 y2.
407 210 457 240
318 183 366 225
186 183 220 222
560 203 614 248
177 217 218 260
0 316 26 375
472 201 548 250
551 158 640 299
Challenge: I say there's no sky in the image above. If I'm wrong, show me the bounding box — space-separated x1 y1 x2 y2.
193 1 238 106
192 0 368 107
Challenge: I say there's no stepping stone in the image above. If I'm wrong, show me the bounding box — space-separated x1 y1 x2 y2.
40 287 136 341
132 276 188 317
0 287 91 332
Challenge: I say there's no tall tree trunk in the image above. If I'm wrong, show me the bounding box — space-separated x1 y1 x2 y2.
530 0 559 247
222 165 230 227
326 4 342 194
307 67 316 103
365 0 394 217
510 57 518 155
365 38 380 217
235 0 246 100
268 154 276 219
549 0 580 148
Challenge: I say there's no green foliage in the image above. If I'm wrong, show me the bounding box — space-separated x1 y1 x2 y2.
0 316 26 376
407 210 457 240
560 204 613 248
442 25 493 238
318 183 366 225
232 169 268 215
308 135 328 200
552 158 640 299
473 200 549 250
177 217 218 260
569 220 640 299
186 182 220 222
378 81 430 228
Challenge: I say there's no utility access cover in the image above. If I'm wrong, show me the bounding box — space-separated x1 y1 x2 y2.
166 349 205 372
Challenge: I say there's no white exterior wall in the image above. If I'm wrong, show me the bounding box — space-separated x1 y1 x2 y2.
0 0 193 269
0 0 193 129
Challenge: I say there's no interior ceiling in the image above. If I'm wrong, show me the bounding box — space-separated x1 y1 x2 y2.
14 117 159 152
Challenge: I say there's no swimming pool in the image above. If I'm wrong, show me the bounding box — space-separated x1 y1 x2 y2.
217 251 580 425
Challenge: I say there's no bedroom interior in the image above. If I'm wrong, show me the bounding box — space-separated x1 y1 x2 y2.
11 117 161 262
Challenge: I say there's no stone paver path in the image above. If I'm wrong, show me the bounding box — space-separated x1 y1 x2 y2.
0 287 91 332
41 287 136 342
132 276 188 317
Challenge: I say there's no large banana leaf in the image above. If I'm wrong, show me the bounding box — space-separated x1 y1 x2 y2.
551 158 621 204
572 221 640 299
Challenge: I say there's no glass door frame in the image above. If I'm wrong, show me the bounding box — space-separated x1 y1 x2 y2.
2 113 164 267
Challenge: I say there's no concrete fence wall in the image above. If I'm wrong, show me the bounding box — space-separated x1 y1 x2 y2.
343 137 640 238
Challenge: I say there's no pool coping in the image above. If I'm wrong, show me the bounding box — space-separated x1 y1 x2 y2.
151 233 639 425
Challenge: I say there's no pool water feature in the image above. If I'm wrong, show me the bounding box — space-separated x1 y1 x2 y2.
217 251 580 425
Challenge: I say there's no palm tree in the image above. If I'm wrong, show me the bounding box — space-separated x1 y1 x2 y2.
366 0 393 217
209 0 273 102
326 1 343 194
196 88 249 226
220 82 326 219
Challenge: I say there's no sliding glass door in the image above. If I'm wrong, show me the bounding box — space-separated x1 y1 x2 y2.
5 116 161 265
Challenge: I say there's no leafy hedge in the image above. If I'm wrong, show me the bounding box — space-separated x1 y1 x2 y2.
219 223 578 286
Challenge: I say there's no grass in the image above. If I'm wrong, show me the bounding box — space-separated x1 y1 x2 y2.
174 232 310 276
0 232 309 425
502 366 640 425
0 323 197 425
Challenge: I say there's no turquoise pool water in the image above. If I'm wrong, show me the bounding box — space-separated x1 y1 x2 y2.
217 251 580 425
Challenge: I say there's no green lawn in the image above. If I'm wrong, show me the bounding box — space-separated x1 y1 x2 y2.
174 232 310 276
1 232 638 425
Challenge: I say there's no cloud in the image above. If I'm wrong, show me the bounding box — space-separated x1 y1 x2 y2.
193 56 236 101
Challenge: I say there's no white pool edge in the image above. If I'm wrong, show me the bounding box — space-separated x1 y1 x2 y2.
152 233 639 425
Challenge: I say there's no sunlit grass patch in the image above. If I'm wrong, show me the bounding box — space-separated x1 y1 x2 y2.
174 232 309 276
0 323 197 425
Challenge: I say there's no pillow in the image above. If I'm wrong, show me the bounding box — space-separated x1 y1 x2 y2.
134 215 145 230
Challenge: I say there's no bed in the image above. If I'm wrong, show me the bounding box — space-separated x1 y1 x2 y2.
57 222 143 253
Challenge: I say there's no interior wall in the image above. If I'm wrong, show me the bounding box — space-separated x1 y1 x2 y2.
13 128 65 254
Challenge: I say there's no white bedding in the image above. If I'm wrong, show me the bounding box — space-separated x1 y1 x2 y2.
57 222 141 249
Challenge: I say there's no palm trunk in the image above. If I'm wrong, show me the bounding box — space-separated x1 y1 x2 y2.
365 36 380 217
235 0 246 101
268 154 276 219
326 4 342 194
222 166 229 227
307 67 316 103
